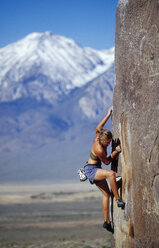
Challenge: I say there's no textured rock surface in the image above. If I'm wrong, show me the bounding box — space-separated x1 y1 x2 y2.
112 0 159 247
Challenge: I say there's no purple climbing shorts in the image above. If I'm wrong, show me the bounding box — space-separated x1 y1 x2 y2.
84 162 102 184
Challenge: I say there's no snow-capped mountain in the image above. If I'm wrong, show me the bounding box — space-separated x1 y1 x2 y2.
0 32 114 182
0 31 114 104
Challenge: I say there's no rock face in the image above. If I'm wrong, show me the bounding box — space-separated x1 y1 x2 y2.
112 0 159 247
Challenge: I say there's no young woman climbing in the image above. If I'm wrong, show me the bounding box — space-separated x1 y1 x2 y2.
84 107 125 233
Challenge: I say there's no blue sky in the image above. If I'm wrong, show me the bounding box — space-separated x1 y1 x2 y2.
0 0 118 50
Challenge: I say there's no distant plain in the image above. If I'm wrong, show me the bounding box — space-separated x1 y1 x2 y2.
0 182 111 248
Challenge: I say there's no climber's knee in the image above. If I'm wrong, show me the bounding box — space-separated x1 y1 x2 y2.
109 170 116 179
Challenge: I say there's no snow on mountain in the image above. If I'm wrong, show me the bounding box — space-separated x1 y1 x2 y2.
0 31 114 104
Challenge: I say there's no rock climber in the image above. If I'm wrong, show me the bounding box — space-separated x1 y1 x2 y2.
84 107 125 233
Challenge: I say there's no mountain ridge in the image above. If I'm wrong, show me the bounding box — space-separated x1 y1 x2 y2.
0 31 114 104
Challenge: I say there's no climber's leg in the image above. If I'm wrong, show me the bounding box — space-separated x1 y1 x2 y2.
94 169 125 209
94 169 120 200
96 179 114 233
96 179 111 223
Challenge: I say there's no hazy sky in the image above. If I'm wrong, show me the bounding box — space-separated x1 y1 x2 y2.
0 0 118 50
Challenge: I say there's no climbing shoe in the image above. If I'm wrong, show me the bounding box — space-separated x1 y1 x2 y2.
117 199 125 209
103 221 114 233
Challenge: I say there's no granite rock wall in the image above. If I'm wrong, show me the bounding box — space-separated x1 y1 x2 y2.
112 0 159 247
